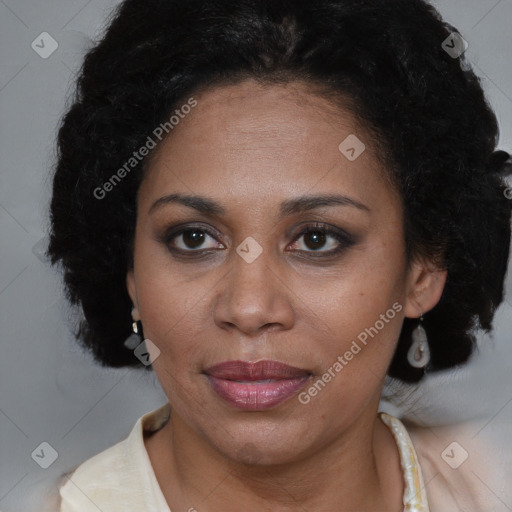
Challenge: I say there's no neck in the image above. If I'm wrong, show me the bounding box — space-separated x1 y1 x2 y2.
147 401 403 512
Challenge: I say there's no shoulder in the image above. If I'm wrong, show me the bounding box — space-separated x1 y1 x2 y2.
58 426 139 511
58 403 171 512
405 419 511 512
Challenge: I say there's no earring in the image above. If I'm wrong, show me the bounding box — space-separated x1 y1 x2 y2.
123 315 144 350
407 312 430 369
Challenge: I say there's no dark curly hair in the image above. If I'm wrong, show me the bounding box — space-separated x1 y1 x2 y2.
47 0 512 383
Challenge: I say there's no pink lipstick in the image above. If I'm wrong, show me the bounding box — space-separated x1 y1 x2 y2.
204 360 311 410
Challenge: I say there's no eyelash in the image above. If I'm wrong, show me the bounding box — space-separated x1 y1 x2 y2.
159 222 356 259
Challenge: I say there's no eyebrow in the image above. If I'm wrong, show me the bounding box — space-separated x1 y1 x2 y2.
148 193 370 217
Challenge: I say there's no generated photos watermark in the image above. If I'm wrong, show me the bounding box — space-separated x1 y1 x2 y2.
298 301 403 404
93 97 198 200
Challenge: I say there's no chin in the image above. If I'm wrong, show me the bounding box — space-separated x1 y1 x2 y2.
204 418 315 467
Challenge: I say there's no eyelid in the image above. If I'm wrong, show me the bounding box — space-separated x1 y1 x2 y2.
287 222 355 255
158 223 225 250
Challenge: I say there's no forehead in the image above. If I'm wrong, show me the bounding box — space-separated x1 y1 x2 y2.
163 80 364 153
138 80 398 218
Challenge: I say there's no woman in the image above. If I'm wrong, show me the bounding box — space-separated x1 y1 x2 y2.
47 0 512 510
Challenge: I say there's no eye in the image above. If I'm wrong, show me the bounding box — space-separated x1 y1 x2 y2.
164 226 224 252
288 223 355 256
159 222 355 258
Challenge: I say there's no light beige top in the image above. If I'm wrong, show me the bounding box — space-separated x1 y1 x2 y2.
58 403 429 511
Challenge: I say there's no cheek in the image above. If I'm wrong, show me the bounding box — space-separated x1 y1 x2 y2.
299 284 404 415
297 236 406 368
306 283 404 372
134 253 208 360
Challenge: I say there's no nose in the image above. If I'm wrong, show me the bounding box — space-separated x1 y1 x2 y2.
213 247 295 337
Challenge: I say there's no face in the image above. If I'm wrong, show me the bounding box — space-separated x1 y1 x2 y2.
127 80 445 465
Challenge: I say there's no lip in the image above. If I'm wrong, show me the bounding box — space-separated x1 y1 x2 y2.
204 360 312 410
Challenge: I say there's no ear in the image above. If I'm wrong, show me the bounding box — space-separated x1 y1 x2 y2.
403 257 447 319
126 269 140 321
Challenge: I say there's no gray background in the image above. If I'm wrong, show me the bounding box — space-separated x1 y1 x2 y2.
0 1 511 511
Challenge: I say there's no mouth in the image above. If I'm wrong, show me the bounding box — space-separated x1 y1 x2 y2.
203 360 312 410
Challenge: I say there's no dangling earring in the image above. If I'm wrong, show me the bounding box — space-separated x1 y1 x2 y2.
123 311 143 350
407 312 430 369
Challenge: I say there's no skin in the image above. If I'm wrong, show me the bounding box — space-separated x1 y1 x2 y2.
126 79 447 512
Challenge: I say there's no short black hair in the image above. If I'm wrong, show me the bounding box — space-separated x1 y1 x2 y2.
47 0 512 383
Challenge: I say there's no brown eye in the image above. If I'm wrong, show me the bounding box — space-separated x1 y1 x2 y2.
302 230 328 251
164 226 223 252
181 229 206 249
288 223 356 257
